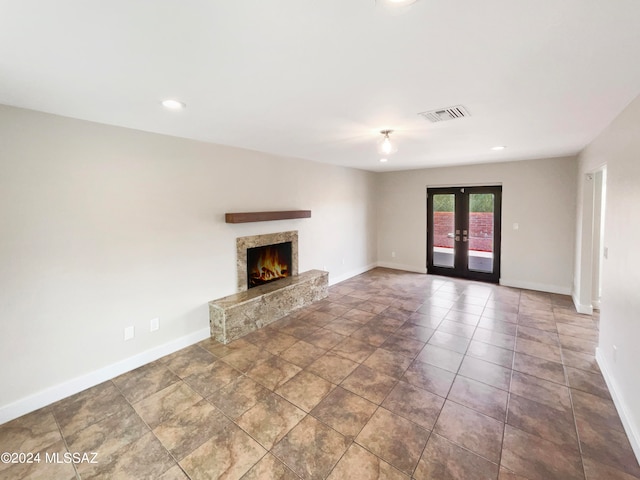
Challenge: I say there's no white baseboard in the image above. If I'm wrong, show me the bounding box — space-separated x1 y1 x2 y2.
572 292 594 315
376 261 427 274
0 327 211 425
499 278 572 296
328 263 378 285
596 347 640 464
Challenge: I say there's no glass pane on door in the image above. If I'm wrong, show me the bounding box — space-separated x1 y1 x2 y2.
468 193 494 273
432 194 455 268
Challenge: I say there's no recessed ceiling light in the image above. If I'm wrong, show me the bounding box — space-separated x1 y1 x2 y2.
380 158 388 163
491 145 506 151
379 0 418 5
161 99 186 110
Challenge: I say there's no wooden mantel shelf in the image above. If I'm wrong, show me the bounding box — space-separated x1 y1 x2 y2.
225 210 311 224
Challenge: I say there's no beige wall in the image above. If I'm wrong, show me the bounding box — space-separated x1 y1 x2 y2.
376 156 578 293
575 94 640 457
0 105 377 418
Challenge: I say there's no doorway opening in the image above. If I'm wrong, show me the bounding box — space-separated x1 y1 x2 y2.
427 186 502 283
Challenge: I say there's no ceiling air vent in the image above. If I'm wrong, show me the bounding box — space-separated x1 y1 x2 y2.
418 105 470 123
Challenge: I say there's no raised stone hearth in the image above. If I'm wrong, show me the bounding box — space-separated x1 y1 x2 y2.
209 269 328 344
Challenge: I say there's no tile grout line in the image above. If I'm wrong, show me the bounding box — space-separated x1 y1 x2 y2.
49 404 82 480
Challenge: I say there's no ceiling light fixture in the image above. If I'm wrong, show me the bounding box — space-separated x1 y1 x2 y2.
161 99 186 110
377 130 398 156
491 145 506 151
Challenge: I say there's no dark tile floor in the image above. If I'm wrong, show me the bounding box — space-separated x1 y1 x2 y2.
1 268 639 479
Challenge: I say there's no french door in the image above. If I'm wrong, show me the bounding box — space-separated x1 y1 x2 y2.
427 186 502 283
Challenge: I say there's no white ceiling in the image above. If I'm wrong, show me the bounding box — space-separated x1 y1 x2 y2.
2 0 640 172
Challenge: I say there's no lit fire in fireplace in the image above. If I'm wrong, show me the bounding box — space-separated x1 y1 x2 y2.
249 246 290 287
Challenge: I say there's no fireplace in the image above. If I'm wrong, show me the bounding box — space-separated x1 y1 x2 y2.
247 242 292 289
211 229 327 343
236 231 299 292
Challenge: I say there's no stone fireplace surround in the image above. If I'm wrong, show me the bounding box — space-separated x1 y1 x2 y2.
209 230 328 344
236 231 299 292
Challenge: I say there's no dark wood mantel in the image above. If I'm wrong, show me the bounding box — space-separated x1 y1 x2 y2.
225 210 311 224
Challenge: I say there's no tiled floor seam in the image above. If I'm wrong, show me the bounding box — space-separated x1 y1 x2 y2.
49 404 82 480
566 385 589 480
559 307 592 480
499 351 517 476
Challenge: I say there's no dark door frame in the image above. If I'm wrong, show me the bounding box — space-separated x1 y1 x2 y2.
427 185 502 283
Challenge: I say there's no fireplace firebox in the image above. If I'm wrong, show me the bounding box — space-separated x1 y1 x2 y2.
247 242 292 289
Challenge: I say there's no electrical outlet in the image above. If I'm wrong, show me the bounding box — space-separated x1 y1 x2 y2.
391 251 396 258
150 317 159 332
124 326 135 341
513 223 519 230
